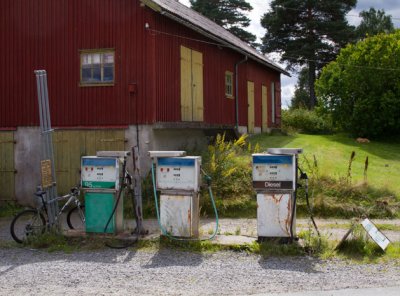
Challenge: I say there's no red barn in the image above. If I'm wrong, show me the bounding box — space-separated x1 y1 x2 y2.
0 0 288 203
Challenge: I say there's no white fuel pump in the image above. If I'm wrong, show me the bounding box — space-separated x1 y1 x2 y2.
149 151 218 239
252 148 302 242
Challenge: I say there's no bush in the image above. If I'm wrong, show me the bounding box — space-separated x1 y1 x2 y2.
282 108 332 134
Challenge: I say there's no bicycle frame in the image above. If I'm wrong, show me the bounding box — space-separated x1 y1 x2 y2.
37 189 83 226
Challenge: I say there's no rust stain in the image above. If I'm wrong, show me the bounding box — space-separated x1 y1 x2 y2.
188 209 191 225
271 194 284 204
285 198 292 235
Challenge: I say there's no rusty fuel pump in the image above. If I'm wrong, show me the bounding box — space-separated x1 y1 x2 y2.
252 148 303 243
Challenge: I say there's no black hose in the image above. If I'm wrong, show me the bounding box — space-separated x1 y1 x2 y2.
103 158 139 249
299 168 321 252
304 178 321 238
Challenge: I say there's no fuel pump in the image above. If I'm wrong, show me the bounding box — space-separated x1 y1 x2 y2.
81 151 130 234
149 151 218 240
252 148 303 242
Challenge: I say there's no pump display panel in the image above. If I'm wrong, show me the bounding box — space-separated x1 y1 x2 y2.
252 154 296 190
81 157 120 189
156 157 201 191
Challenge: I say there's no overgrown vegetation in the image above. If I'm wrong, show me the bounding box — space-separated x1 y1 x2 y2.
200 134 257 218
335 224 400 262
282 108 333 134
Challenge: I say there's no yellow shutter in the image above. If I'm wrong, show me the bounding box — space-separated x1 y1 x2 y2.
262 85 268 132
247 81 255 134
192 49 204 122
180 46 192 121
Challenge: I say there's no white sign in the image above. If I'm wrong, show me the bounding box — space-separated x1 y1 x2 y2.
361 218 390 251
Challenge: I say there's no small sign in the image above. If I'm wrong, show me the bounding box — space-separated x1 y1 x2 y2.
41 159 53 188
361 218 390 251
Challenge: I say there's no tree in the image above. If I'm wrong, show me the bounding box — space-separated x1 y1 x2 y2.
315 30 400 138
291 67 311 109
356 8 395 40
190 0 257 46
261 0 356 109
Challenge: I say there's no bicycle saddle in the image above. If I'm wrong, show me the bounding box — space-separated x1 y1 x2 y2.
34 190 46 197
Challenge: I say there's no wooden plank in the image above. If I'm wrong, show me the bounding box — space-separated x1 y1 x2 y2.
262 85 268 132
192 49 204 122
180 46 192 121
0 132 15 200
247 81 255 134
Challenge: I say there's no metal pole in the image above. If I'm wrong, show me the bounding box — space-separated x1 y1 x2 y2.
34 70 59 226
132 145 145 235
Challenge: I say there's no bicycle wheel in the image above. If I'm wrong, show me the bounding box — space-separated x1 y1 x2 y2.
66 205 85 231
10 209 46 243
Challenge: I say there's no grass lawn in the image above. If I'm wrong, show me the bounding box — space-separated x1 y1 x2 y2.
249 133 400 199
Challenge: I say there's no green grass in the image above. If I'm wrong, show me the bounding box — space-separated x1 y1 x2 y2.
249 133 400 196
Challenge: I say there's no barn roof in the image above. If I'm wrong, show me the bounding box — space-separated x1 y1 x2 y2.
141 0 289 76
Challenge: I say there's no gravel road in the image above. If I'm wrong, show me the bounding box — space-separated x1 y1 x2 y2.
1 248 400 296
1 217 399 295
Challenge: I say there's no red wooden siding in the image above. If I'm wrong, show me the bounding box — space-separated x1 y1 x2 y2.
0 0 282 129
0 0 153 128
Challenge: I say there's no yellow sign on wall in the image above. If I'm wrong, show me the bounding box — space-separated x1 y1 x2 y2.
41 159 53 188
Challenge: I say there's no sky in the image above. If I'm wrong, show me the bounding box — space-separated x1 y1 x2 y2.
180 0 400 108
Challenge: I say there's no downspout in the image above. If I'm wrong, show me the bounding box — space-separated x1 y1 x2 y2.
235 55 248 131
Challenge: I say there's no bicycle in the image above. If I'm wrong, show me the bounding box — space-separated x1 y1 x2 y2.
10 186 85 243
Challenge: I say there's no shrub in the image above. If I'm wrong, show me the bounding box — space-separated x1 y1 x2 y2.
282 108 332 134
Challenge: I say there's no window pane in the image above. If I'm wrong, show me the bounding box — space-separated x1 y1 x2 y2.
225 72 233 96
82 54 90 65
92 66 101 81
81 68 92 82
92 53 101 64
103 66 114 82
103 53 114 64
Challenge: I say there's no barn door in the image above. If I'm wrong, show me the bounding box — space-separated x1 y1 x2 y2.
53 130 125 194
262 85 268 132
247 81 255 134
180 45 203 122
192 50 204 121
0 132 15 201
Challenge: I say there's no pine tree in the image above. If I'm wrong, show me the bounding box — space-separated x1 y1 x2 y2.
261 0 356 108
190 0 257 46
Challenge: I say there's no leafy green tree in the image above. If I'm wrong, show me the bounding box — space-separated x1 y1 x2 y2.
190 0 257 45
261 0 357 109
291 67 311 109
315 30 400 138
356 8 395 40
